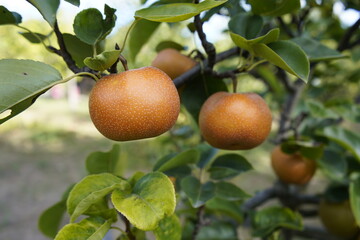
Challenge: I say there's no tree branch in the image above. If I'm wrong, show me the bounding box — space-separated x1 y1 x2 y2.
292 226 342 240
242 187 277 211
275 79 306 144
277 17 295 38
173 47 240 88
53 21 82 73
194 0 216 71
277 68 296 93
192 205 205 240
242 181 320 212
337 17 360 51
120 214 135 240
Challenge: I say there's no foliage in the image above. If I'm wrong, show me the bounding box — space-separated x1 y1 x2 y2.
0 0 360 239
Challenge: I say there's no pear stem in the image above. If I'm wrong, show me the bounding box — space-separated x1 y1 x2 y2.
231 75 238 93
119 20 139 53
119 55 129 71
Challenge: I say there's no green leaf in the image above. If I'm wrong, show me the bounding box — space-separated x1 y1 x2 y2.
253 40 309 82
65 0 80 7
196 222 237 240
38 200 66 238
101 4 117 40
63 33 95 68
129 171 146 188
129 19 160 61
248 29 280 45
206 197 244 222
111 172 176 231
208 154 253 180
84 50 120 71
135 0 227 22
181 75 228 123
155 41 185 52
180 176 215 208
323 184 349 203
321 127 360 162
350 173 360 227
85 202 118 223
229 28 279 52
249 0 300 16
215 182 251 201
0 6 22 25
86 144 122 175
27 0 60 27
280 140 324 160
291 37 347 62
318 150 347 182
252 206 303 237
306 99 339 119
228 13 263 39
0 59 62 124
153 149 200 172
54 217 111 240
196 143 218 168
67 173 130 223
153 215 182 240
73 8 104 45
19 32 48 44
163 166 192 180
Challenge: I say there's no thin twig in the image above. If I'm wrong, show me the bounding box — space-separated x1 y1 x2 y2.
338 17 360 51
275 79 305 144
192 205 205 240
47 46 62 56
120 214 135 240
242 187 277 211
109 43 120 74
277 68 296 93
194 0 216 71
277 17 295 38
299 209 318 217
53 21 81 73
173 47 240 88
292 226 342 240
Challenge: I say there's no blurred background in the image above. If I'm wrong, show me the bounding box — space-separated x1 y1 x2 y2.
0 0 359 239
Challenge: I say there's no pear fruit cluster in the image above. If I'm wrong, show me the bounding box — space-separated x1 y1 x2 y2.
89 49 273 150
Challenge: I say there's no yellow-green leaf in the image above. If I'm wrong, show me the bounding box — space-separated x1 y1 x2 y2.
135 0 227 22
111 172 176 231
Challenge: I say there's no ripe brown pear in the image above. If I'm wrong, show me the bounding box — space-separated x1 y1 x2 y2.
199 92 272 150
271 146 316 185
88 66 180 141
151 48 197 79
319 199 359 239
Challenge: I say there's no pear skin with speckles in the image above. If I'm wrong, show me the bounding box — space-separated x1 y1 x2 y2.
151 48 197 79
199 92 272 150
89 66 180 141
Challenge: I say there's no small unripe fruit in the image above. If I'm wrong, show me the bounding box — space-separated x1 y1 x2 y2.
151 48 197 79
271 146 316 185
319 199 359 239
89 66 180 141
199 92 272 150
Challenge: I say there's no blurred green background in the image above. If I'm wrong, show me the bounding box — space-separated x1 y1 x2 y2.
1 0 358 239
